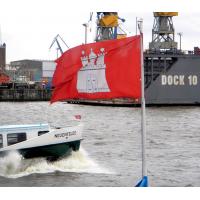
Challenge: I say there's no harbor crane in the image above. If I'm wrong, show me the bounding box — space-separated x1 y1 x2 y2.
95 12 126 41
149 12 178 50
84 12 126 42
49 34 69 57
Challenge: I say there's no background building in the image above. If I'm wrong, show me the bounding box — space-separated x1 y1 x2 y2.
10 59 56 88
0 43 6 69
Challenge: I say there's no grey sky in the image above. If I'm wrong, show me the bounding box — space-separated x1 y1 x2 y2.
0 0 200 63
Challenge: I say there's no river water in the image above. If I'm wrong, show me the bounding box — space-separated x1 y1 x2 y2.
0 102 200 187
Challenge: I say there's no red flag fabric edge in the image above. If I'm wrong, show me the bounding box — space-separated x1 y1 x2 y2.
51 36 141 103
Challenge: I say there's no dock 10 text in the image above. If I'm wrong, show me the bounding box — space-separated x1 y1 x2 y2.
161 75 198 86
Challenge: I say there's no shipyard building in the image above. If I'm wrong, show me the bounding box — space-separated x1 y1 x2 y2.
0 43 6 69
10 59 56 88
0 43 9 84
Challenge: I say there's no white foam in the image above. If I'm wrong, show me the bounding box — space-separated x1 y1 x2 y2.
52 148 112 174
0 148 113 179
0 151 23 177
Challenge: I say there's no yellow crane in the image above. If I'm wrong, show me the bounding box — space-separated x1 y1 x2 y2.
96 12 126 41
154 12 178 17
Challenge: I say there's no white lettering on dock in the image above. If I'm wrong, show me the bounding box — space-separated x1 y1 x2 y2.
188 75 198 85
161 75 185 86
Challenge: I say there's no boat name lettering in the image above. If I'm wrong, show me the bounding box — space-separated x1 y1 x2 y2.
54 131 76 138
161 75 198 86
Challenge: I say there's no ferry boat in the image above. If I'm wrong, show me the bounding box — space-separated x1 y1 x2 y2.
0 123 83 161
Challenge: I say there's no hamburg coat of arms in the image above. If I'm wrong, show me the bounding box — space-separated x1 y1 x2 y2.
77 48 110 93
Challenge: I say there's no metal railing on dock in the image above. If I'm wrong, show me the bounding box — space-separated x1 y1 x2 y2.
0 89 52 101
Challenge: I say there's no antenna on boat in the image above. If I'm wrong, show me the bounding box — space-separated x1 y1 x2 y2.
135 18 148 187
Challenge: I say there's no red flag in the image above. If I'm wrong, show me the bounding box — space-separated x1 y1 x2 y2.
74 115 81 120
51 36 141 103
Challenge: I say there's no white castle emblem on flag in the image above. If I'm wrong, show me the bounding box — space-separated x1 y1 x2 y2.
77 48 110 93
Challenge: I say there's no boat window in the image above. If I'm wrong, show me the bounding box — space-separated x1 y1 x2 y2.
7 133 27 146
38 130 49 136
0 134 2 148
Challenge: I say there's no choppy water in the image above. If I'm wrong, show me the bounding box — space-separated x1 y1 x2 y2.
0 102 200 186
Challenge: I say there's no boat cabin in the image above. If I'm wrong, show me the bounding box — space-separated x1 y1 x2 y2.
0 124 49 148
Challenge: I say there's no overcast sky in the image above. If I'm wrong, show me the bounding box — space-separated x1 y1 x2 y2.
1 0 200 63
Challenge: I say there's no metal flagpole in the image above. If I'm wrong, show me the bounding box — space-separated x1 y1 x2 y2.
136 18 148 187
136 17 138 35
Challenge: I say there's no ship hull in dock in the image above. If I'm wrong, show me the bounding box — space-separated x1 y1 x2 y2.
144 54 200 105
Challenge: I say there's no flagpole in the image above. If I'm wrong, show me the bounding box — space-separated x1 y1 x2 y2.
136 18 148 187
